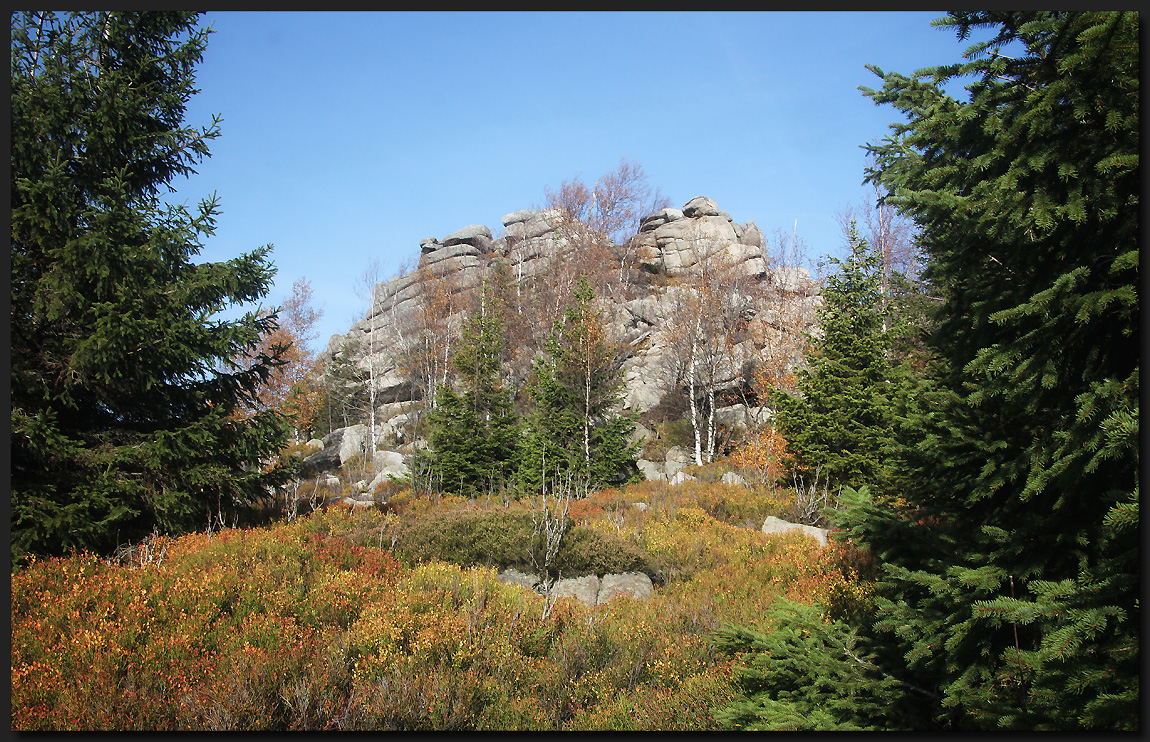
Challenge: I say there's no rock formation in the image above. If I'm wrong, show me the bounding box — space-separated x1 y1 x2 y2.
316 197 822 482
495 569 655 607
761 515 830 547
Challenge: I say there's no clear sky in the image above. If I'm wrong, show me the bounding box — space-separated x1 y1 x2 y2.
170 10 988 352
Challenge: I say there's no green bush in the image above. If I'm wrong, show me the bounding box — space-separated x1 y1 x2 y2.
552 525 658 580
389 503 659 580
391 507 535 569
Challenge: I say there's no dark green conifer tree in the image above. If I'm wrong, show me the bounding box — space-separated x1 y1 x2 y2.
775 223 898 496
517 277 640 496
425 292 519 496
838 10 1139 730
10 11 291 562
713 600 919 731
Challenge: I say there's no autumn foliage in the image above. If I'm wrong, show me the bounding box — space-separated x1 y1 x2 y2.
235 277 325 441
11 479 870 731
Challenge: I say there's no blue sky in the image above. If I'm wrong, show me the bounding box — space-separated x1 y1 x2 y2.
171 11 988 351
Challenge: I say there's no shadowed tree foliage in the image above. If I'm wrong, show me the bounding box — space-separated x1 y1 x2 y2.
10 11 290 561
775 223 899 496
517 277 641 497
719 10 1138 732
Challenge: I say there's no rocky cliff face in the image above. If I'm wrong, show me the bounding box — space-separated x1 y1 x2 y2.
318 196 821 477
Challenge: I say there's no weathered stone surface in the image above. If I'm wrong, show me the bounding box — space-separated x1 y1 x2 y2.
629 422 654 447
496 568 541 591
497 570 656 607
721 471 748 487
597 572 654 604
552 575 600 605
670 470 697 486
442 224 492 247
664 446 694 478
421 242 480 267
377 412 412 445
303 428 347 474
339 424 368 465
504 208 561 240
682 195 720 217
502 209 537 225
322 196 823 453
638 459 667 482
367 455 408 492
738 220 766 250
762 515 830 547
638 207 684 232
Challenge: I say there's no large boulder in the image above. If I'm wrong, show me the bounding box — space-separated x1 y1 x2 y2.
339 424 368 464
496 568 541 591
421 242 480 267
367 450 410 491
302 428 348 474
664 446 694 478
761 515 830 547
503 208 561 240
638 207 685 232
637 459 667 482
551 575 600 605
597 572 654 604
441 223 492 247
721 471 748 487
682 195 720 217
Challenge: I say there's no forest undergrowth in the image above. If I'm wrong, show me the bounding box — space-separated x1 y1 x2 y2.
10 479 872 731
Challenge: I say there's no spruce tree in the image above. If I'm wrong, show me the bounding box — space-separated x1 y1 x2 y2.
425 294 518 496
10 12 290 561
838 11 1139 730
518 277 640 496
713 601 919 731
775 223 898 498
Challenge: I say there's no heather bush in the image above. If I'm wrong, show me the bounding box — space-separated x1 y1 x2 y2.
12 477 868 731
386 501 660 580
387 505 534 568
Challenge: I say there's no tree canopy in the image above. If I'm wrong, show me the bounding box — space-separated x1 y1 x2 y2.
853 11 1139 730
720 10 1138 731
775 222 897 496
10 11 290 561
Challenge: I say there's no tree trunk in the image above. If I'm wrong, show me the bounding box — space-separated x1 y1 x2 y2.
689 332 703 468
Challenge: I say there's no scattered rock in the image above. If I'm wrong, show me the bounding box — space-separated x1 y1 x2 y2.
664 446 694 478
762 515 829 547
597 572 654 604
495 569 655 607
721 471 747 487
552 575 601 605
670 470 697 486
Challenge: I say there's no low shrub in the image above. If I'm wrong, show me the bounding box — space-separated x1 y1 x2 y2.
389 506 534 569
11 474 871 731
551 525 658 580
389 502 661 580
